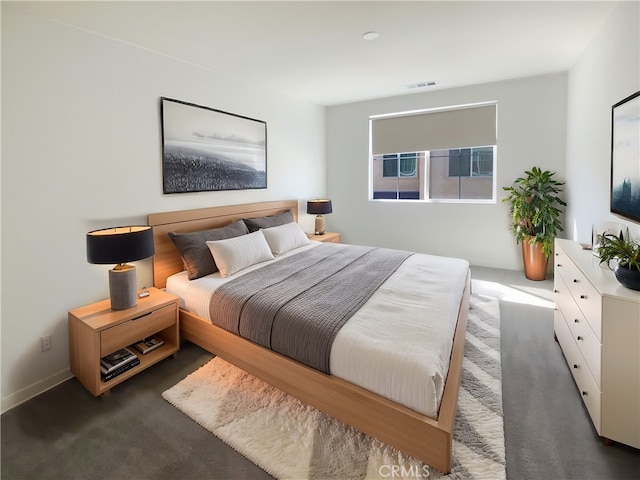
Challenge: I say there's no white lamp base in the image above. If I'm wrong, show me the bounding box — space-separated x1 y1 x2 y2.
108 264 137 310
315 215 326 235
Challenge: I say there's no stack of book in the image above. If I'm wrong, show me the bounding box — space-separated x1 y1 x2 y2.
133 336 165 355
100 347 140 381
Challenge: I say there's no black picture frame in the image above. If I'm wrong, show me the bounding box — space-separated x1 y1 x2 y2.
610 90 640 223
160 97 267 194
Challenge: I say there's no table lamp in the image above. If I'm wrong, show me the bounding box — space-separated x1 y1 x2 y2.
307 199 333 235
87 226 155 310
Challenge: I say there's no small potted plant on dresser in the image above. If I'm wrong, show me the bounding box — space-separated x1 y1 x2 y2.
502 167 567 280
597 230 640 291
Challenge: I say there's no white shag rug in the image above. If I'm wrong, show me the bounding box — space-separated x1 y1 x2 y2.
163 294 505 479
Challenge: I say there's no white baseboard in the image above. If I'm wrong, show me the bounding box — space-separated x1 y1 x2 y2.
1 369 72 414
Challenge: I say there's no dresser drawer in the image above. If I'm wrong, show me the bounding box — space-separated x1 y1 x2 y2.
555 276 602 386
555 248 602 339
554 309 602 432
100 303 176 356
566 311 602 388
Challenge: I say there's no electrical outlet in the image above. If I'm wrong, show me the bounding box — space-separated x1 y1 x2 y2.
41 335 51 352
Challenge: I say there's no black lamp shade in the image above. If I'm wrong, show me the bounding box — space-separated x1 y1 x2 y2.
307 199 333 215
87 226 155 265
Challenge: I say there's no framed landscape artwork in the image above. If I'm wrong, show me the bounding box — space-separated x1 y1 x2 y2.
610 90 640 223
161 97 267 194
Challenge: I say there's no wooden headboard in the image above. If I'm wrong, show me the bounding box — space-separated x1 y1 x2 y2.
147 200 299 288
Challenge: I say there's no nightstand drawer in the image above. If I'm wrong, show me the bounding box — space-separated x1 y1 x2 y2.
100 303 175 356
310 232 341 243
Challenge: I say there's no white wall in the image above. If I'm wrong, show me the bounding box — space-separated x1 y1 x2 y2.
1 7 325 411
566 1 640 243
326 74 568 270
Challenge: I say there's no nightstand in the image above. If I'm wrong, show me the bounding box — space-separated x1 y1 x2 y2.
68 287 179 396
309 232 341 243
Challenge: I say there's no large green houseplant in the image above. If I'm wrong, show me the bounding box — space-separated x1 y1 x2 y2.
597 230 640 290
502 167 566 280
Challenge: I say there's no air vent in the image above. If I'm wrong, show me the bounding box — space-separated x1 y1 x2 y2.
362 31 379 41
407 81 436 89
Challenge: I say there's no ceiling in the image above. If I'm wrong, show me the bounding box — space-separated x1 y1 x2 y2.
6 1 618 105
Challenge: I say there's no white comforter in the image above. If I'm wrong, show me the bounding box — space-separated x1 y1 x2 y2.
166 242 469 418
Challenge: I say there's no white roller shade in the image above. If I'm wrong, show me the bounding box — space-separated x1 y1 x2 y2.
371 104 497 155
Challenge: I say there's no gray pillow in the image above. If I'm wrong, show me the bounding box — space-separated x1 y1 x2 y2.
243 210 294 233
168 220 249 280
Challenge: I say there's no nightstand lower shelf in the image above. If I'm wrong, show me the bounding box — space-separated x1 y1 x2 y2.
98 342 178 393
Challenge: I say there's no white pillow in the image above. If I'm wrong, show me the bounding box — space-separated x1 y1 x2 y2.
261 222 311 255
206 230 274 277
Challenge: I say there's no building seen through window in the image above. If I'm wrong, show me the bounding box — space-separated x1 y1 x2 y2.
372 146 494 200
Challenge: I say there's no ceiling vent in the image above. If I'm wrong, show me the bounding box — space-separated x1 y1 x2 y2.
407 81 436 89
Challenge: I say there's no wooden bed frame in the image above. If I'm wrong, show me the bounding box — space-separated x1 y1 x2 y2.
147 200 470 473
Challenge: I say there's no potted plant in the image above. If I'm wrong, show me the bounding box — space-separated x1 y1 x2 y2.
597 230 640 291
502 167 566 280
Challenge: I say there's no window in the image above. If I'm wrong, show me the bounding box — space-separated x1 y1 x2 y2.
429 146 495 200
370 103 497 202
383 153 417 177
373 152 423 199
444 147 494 177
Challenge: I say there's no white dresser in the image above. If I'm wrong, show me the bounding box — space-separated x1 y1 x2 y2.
553 238 640 448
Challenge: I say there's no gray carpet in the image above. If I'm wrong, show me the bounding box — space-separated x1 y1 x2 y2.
2 267 639 479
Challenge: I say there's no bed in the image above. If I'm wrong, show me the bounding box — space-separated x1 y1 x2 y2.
148 200 470 473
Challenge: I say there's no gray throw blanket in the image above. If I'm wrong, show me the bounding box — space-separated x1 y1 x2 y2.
209 243 412 373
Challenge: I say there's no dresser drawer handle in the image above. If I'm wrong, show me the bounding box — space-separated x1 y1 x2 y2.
573 279 579 283
577 336 583 341
132 311 152 321
573 364 579 369
554 289 559 294
557 264 562 267
580 295 586 299
582 391 588 396
574 319 579 323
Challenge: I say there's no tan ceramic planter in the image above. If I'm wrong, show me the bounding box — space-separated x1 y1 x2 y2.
521 238 548 281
